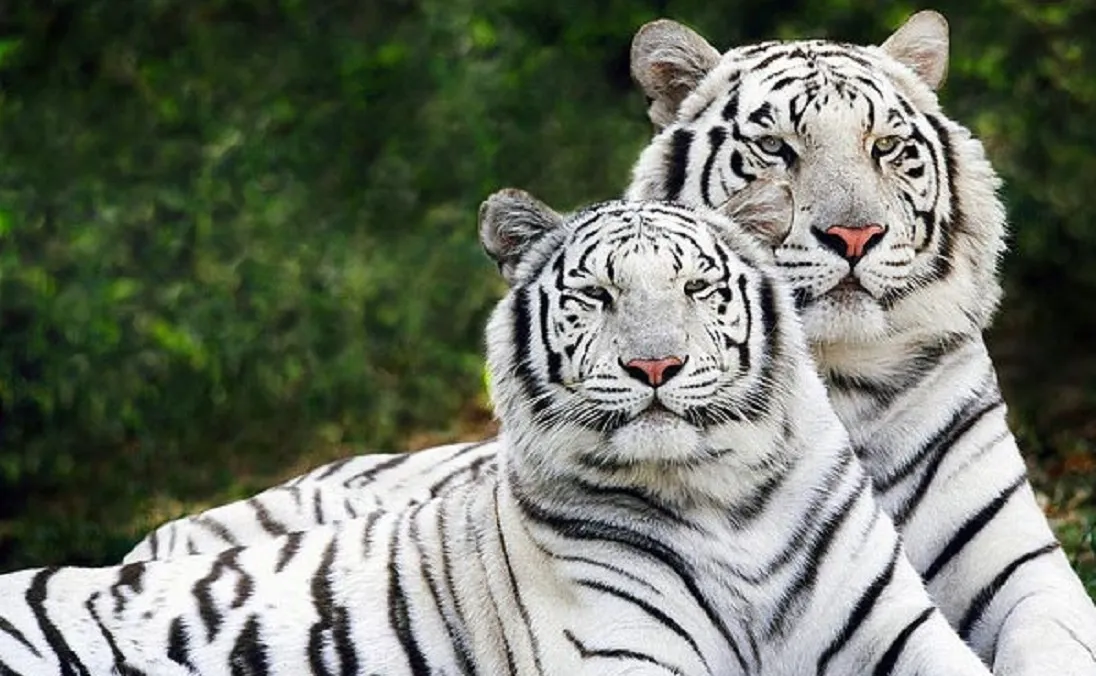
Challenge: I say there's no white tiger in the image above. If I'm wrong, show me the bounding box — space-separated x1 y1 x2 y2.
127 10 1096 674
0 188 996 675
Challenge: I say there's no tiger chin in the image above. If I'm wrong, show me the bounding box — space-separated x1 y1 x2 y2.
0 185 993 675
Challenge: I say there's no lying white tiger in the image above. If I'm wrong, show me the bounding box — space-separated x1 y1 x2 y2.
127 9 1096 674
0 188 996 675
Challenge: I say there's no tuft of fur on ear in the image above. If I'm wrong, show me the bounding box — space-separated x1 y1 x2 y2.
721 179 794 246
479 188 564 284
880 10 949 90
631 19 721 129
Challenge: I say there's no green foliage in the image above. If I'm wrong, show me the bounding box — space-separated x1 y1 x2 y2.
0 0 1092 583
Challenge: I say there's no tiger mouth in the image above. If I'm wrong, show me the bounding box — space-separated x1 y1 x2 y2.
637 399 680 420
826 275 869 296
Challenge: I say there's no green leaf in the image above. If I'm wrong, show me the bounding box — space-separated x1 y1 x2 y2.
0 39 21 69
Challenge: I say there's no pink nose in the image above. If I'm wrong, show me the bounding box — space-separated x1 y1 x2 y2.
823 224 886 259
622 356 684 387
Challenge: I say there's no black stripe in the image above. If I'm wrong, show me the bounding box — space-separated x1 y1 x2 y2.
197 516 240 547
816 540 901 675
166 617 195 669
274 531 304 573
664 129 694 201
229 614 269 676
729 451 856 586
147 529 160 560
736 273 752 373
494 486 545 676
728 149 757 182
922 473 1027 582
568 478 695 529
575 579 708 672
826 371 903 408
721 88 740 121
959 542 1061 641
700 127 727 207
564 629 685 675
0 615 40 657
429 446 497 498
109 563 145 615
1048 618 1096 664
250 500 288 537
314 456 355 481
437 497 478 673
312 488 324 524
344 498 359 518
891 397 1005 526
727 457 794 526
871 607 935 676
26 568 89 676
874 388 998 493
767 471 868 637
343 452 411 488
511 287 546 417
538 288 562 385
0 658 25 676
413 501 475 676
429 464 478 498
546 555 660 596
923 115 957 267
308 538 359 676
193 549 247 642
387 516 431 675
985 590 1038 669
85 592 144 675
465 493 518 674
747 102 773 125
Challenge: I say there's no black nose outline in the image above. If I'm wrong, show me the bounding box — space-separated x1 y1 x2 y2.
812 224 886 265
619 356 686 387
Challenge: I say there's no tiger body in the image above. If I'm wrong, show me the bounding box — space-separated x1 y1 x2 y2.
625 13 1096 672
126 11 1096 674
1 195 995 675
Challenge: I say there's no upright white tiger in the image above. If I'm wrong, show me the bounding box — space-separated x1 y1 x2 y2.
0 188 996 675
126 10 1096 674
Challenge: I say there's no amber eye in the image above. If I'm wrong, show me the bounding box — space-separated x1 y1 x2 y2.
683 279 710 295
757 135 785 154
873 135 901 155
576 285 613 306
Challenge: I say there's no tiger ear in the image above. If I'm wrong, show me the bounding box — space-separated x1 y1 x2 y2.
479 188 564 285
880 10 949 91
721 179 794 246
631 19 721 129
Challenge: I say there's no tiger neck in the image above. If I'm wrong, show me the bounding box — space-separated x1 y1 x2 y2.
812 329 983 392
813 332 1003 473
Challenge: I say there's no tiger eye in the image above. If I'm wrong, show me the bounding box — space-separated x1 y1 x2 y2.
757 136 785 154
577 285 613 306
873 135 901 155
683 279 710 295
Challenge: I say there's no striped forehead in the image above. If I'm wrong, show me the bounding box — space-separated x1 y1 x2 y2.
561 206 727 280
721 41 912 130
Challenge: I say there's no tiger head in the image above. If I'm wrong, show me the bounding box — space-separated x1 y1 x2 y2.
479 182 826 483
626 11 1006 359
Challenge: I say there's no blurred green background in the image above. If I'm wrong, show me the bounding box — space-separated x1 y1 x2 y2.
0 0 1092 595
